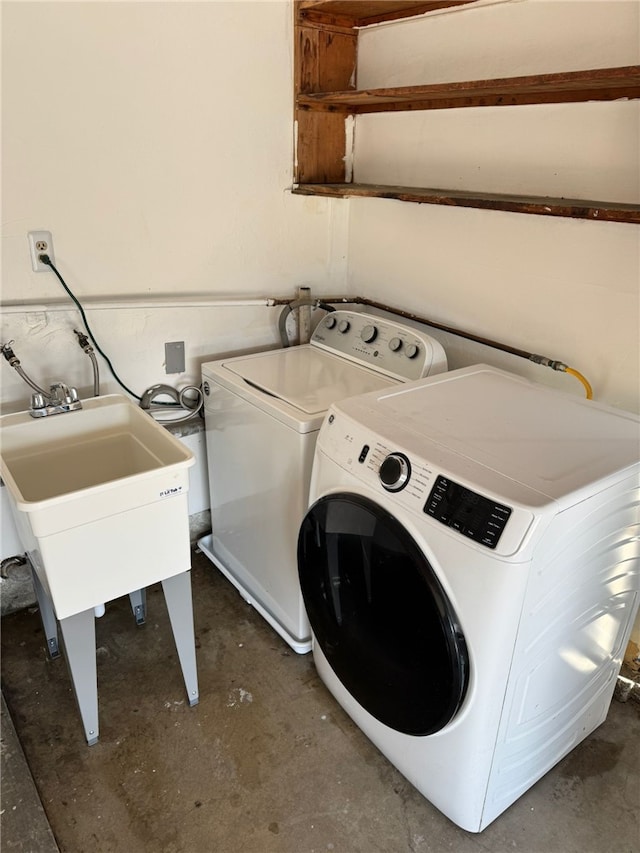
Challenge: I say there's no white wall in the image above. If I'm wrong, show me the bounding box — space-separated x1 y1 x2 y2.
350 0 640 412
1 0 342 412
1 0 335 302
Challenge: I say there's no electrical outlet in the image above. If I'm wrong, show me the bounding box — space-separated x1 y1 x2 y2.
28 230 55 272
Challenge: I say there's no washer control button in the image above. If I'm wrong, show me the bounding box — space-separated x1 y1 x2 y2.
358 444 370 463
338 319 351 334
325 315 337 329
379 453 411 492
389 337 402 352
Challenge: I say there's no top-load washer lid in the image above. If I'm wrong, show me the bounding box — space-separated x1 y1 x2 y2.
202 345 401 433
224 346 399 414
201 310 449 433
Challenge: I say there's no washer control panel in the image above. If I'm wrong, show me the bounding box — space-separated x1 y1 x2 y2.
319 409 531 557
311 310 447 381
424 475 512 550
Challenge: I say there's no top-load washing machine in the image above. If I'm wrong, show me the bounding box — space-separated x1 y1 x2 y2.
199 310 447 653
297 365 640 831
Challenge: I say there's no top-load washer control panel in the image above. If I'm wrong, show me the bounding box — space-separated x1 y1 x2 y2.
311 311 447 381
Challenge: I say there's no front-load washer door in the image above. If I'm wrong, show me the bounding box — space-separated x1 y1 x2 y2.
298 493 469 736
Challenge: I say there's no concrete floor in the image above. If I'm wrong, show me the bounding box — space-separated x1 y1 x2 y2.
1 549 639 853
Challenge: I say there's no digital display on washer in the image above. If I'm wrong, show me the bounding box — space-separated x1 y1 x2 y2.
424 475 512 549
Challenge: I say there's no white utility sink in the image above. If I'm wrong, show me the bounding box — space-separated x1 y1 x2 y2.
0 394 195 618
0 394 199 745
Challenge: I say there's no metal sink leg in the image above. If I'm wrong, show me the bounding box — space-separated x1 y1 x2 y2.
31 565 60 659
162 571 199 707
128 588 146 625
58 608 99 746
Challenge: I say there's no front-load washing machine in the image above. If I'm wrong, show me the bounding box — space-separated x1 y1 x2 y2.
298 365 640 831
199 310 447 653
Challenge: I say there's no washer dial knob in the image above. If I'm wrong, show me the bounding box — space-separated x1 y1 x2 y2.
405 343 419 359
338 319 351 334
379 453 411 492
325 315 337 329
361 324 378 343
389 337 402 352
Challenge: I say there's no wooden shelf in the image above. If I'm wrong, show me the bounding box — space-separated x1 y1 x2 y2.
291 183 640 224
297 66 640 113
297 1 477 28
293 2 640 220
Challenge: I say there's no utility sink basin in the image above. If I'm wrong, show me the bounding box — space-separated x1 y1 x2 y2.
1 393 199 745
0 394 195 619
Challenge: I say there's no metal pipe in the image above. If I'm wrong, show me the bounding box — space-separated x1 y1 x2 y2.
1 343 50 396
1 297 280 314
348 297 592 390
74 330 100 396
14 365 50 396
350 297 535 360
87 350 100 397
298 286 312 345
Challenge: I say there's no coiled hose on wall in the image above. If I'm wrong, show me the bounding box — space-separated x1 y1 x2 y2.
139 383 204 424
278 299 336 348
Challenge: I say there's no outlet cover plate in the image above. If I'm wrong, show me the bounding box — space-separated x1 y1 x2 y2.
165 341 185 374
28 231 55 272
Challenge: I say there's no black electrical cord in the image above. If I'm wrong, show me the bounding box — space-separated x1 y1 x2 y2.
39 253 142 400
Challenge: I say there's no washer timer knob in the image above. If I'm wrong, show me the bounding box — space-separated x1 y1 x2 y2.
325 315 337 329
389 337 402 352
361 324 378 343
405 343 420 359
338 319 351 334
379 453 411 492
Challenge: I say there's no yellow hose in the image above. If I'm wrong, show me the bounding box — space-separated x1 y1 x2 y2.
564 367 593 399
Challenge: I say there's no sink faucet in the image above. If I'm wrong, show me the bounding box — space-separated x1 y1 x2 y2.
30 382 83 418
1 341 83 418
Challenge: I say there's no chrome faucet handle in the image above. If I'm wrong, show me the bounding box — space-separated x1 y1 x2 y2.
31 392 46 410
49 382 63 401
49 382 70 403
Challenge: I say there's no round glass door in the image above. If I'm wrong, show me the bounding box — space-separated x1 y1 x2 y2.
298 493 469 735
